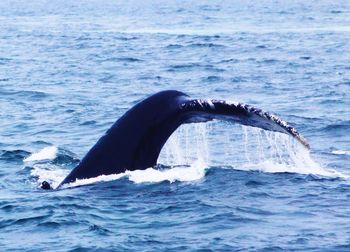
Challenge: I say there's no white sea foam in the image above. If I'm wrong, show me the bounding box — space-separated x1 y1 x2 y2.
332 150 350 156
24 146 58 162
60 160 207 189
30 163 69 189
127 159 207 183
66 173 126 188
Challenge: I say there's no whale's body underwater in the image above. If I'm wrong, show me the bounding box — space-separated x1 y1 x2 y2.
51 90 308 189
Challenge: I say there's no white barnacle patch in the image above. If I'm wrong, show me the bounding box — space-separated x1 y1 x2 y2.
265 113 272 119
280 120 288 127
226 100 239 107
189 101 196 108
206 99 215 109
270 114 278 122
196 99 203 107
243 104 251 112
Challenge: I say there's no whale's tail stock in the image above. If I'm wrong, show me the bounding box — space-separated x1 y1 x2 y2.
46 90 308 189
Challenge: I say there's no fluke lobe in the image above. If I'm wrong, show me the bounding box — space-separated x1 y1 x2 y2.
52 90 309 189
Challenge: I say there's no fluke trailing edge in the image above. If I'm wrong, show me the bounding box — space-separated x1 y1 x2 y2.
51 90 309 189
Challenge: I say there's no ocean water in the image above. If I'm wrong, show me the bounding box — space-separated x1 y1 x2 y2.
1 0 350 251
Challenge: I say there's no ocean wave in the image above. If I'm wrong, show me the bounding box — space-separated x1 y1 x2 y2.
0 150 30 162
331 150 350 156
319 122 350 137
0 89 49 99
188 43 226 48
117 26 350 36
165 44 183 49
107 57 143 62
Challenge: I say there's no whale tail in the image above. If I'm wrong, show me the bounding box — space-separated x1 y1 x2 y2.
57 90 309 188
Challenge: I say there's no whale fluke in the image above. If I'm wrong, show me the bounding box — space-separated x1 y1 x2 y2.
57 90 309 188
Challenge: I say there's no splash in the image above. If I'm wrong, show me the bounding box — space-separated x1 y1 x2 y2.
159 122 343 177
159 123 209 167
60 160 207 189
240 127 342 177
29 122 345 189
25 146 70 188
24 146 58 162
158 122 343 182
30 163 69 189
65 173 126 188
127 159 207 184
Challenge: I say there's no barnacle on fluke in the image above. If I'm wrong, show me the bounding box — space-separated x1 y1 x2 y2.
181 99 309 149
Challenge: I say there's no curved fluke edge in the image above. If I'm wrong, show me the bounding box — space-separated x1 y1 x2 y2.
55 90 309 189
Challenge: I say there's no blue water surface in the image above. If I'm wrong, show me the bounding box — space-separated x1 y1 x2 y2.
1 0 350 251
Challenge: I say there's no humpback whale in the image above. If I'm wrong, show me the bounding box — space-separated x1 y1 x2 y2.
48 90 309 189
